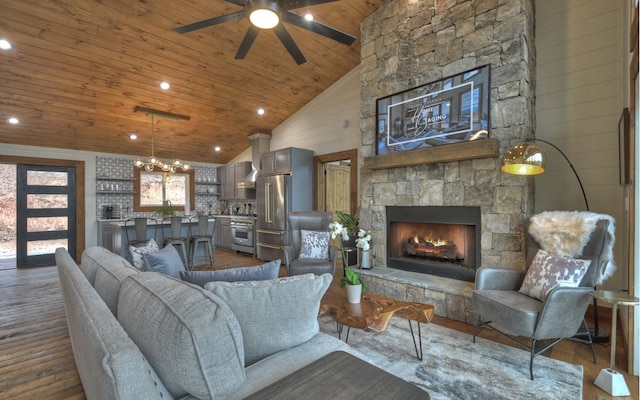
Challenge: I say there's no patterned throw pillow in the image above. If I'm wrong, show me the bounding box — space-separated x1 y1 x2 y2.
519 249 591 301
129 238 159 270
298 230 329 259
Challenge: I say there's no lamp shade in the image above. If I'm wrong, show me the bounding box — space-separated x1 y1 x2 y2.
501 142 546 175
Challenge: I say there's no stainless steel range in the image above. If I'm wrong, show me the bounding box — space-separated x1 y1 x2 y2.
230 217 255 254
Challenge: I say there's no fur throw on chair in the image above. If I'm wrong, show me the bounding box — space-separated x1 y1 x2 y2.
528 211 616 285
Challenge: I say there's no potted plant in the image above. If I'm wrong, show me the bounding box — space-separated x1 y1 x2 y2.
155 201 175 216
330 210 360 267
340 267 366 304
355 228 372 269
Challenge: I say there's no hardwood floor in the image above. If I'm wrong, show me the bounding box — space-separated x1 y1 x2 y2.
0 249 637 399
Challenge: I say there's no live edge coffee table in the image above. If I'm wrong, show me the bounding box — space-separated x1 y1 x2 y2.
319 284 435 360
244 351 429 400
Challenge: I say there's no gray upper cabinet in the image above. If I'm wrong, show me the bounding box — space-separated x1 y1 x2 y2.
219 161 255 200
260 148 312 176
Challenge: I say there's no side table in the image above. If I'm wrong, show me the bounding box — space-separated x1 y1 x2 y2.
591 290 640 396
340 246 358 276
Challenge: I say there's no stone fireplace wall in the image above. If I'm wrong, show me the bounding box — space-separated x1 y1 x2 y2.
357 0 536 320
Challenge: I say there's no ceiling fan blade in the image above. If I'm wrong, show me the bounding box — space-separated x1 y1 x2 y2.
174 11 247 34
281 0 339 8
224 0 249 6
235 26 260 60
283 11 356 45
273 24 307 65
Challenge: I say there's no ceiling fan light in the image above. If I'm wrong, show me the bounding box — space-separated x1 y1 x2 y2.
250 8 279 29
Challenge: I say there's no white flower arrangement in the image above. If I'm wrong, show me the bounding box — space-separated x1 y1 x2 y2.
355 228 372 251
329 221 350 241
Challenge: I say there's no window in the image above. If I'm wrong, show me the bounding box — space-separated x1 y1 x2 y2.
134 167 195 212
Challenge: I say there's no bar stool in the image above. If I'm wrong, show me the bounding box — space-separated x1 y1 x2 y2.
162 216 190 267
124 218 159 247
189 216 215 268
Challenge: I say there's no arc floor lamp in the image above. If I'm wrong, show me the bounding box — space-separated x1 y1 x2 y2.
501 138 609 342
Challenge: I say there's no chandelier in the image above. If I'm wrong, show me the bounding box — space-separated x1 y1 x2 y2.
134 113 190 173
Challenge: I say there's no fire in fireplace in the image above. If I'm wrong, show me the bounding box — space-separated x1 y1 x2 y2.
386 206 481 282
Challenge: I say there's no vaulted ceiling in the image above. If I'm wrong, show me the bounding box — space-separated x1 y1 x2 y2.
0 0 383 164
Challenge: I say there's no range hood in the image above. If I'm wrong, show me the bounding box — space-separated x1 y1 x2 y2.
238 132 271 189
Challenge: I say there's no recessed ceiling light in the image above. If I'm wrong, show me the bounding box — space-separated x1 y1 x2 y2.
7 117 19 124
160 82 170 90
257 108 265 115
304 14 314 21
214 146 221 152
129 134 138 140
0 39 12 50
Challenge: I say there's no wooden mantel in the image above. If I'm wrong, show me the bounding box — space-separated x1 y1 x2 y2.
363 138 500 170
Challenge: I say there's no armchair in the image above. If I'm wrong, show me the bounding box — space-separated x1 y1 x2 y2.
473 212 615 380
284 211 338 276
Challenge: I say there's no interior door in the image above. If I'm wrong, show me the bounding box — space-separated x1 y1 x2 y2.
325 163 351 215
16 165 77 267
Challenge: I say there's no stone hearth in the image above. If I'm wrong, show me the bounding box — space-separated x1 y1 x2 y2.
358 268 475 323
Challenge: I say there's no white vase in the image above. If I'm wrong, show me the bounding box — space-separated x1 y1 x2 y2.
346 284 362 304
359 249 371 269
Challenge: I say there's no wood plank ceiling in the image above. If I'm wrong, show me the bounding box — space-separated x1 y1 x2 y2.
0 0 383 164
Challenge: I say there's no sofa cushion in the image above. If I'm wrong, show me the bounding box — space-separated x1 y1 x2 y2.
117 273 246 400
179 259 281 287
519 249 591 301
129 239 159 270
205 273 332 366
81 246 136 286
143 244 186 278
94 259 139 316
55 248 172 400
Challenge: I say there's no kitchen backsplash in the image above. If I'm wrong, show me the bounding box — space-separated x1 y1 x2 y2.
95 156 254 219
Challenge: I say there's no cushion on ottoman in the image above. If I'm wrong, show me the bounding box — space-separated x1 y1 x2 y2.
205 273 332 366
117 273 246 400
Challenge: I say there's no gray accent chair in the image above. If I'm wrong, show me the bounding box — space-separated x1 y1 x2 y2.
284 211 338 276
473 217 613 380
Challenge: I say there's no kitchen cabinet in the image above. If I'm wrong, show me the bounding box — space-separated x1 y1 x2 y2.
97 220 117 251
215 217 232 250
220 161 254 200
260 147 313 176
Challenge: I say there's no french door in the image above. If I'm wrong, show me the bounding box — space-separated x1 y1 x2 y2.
16 165 77 267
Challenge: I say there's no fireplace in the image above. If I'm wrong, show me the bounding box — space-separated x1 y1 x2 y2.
386 206 481 282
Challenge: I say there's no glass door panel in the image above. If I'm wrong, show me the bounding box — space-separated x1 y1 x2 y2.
16 165 76 267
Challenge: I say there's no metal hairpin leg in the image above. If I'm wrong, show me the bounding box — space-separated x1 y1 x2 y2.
408 320 423 361
336 322 352 343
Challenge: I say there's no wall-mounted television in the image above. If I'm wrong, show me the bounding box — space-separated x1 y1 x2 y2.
376 65 490 155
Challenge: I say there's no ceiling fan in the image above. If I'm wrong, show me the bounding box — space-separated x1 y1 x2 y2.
173 0 356 65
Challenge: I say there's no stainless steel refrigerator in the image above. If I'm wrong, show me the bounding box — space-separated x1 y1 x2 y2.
256 175 313 261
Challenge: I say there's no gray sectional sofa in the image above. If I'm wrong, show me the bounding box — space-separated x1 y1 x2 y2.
55 246 350 400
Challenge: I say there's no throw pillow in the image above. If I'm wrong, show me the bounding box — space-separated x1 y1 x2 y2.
205 273 333 366
118 273 246 400
298 230 329 259
129 238 159 270
143 244 186 279
519 249 591 301
179 259 280 287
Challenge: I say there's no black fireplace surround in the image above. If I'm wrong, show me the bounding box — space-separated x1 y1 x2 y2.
386 206 481 282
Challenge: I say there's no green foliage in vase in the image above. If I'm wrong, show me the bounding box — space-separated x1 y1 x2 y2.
339 267 366 291
335 210 359 236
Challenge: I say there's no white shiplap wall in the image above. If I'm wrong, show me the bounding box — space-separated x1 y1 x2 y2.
535 0 627 292
230 65 362 163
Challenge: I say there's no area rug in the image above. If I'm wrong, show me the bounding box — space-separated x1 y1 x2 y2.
318 316 582 400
